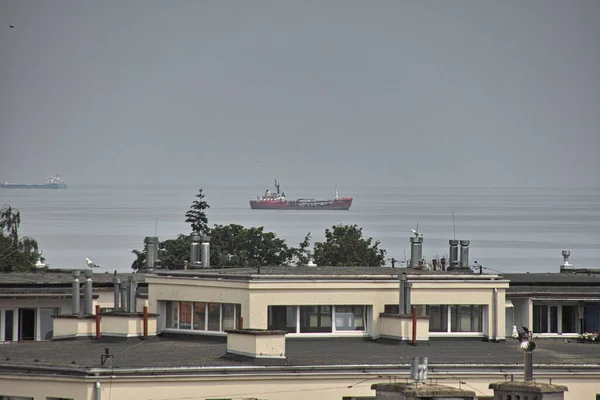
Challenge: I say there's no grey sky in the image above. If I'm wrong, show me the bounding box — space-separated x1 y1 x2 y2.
1 0 599 187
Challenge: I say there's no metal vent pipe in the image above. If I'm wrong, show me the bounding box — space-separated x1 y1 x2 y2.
460 240 470 269
84 269 93 315
72 270 81 315
145 237 159 270
127 275 137 312
200 236 211 268
190 235 201 266
112 273 121 311
409 236 423 268
120 284 128 313
449 240 459 268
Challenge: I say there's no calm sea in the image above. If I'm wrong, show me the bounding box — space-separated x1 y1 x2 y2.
1 184 599 273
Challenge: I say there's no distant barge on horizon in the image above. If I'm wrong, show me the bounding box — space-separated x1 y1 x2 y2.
1 174 68 189
250 180 352 210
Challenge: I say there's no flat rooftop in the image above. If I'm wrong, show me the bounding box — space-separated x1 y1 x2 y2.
150 266 501 280
0 337 597 375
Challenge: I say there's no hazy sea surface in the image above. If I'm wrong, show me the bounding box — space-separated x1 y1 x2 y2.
1 184 599 273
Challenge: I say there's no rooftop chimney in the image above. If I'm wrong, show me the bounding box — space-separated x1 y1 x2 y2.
72 270 81 315
409 234 423 268
190 234 201 268
200 236 211 268
459 240 470 269
440 257 446 271
84 269 93 315
448 240 459 270
127 275 138 313
112 272 121 311
560 250 574 272
145 236 159 270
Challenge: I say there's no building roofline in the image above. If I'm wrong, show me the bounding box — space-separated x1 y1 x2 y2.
2 363 600 378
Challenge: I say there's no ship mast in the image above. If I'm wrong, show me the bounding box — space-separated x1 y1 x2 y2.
275 179 280 195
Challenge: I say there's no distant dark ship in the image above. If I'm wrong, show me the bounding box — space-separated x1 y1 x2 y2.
250 180 352 210
1 175 67 189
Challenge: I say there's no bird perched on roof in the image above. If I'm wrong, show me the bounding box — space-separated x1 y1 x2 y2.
512 325 519 339
85 257 99 268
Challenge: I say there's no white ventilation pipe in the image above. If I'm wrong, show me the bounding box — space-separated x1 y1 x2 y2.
94 381 101 400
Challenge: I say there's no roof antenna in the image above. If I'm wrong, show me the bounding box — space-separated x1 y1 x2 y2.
452 210 456 241
154 218 159 236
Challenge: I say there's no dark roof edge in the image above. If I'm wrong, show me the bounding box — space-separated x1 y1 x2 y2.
2 363 600 377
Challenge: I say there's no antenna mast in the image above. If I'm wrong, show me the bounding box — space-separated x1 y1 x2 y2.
154 218 159 236
452 210 456 240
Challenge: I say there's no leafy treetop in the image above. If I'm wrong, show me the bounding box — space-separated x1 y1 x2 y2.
0 205 41 272
184 188 210 235
313 224 387 267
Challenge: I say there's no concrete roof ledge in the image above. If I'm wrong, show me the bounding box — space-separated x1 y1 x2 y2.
371 382 476 397
489 381 568 393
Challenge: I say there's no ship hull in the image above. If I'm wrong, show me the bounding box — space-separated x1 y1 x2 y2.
250 198 352 210
0 183 67 189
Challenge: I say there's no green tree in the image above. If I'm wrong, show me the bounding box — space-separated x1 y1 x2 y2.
131 224 297 270
313 224 386 267
131 234 192 271
210 224 295 267
0 205 41 272
185 188 210 234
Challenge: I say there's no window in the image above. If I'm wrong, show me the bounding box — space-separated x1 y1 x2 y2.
534 303 577 334
300 306 332 333
428 305 448 332
165 301 240 332
562 305 577 333
166 301 179 329
222 304 236 331
207 303 220 331
193 303 206 330
451 305 482 332
39 308 58 340
268 306 297 333
179 302 192 330
335 306 365 331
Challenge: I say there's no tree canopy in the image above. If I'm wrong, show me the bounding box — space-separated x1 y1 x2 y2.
313 224 387 267
0 205 41 272
132 225 296 270
184 188 210 235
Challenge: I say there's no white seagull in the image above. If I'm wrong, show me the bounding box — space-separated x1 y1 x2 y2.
85 257 99 268
512 325 519 339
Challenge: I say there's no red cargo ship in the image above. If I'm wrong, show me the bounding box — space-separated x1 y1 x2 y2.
250 180 353 210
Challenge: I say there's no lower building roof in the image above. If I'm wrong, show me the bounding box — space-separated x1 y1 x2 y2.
0 336 597 375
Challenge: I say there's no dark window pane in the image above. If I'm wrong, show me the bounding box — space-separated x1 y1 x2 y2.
427 305 447 332
268 306 297 333
562 305 577 333
193 303 206 330
179 302 192 330
300 306 332 333
207 303 220 331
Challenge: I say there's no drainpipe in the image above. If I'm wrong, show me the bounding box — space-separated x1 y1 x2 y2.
404 282 412 315
493 288 498 342
411 306 417 346
95 305 101 339
112 273 120 311
94 381 101 400
143 302 149 339
72 270 81 315
84 269 93 315
120 283 128 312
399 272 406 314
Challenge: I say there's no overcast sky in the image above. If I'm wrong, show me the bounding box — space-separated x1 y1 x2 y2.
0 0 598 187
